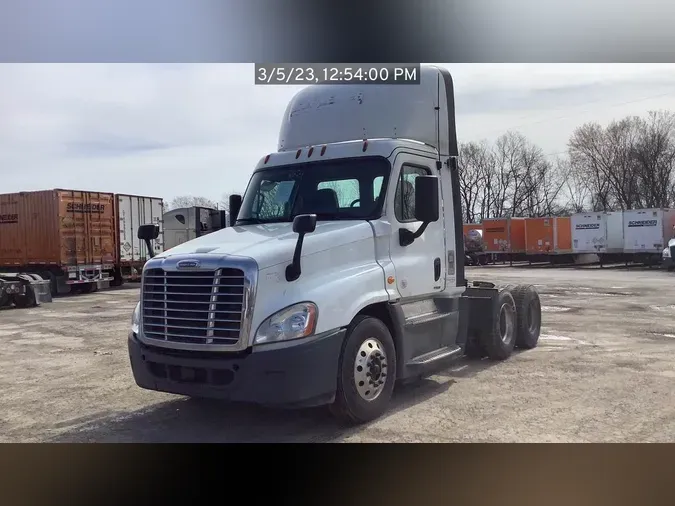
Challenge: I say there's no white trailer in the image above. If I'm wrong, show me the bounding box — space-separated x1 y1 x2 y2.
115 194 164 282
623 208 675 264
571 211 624 263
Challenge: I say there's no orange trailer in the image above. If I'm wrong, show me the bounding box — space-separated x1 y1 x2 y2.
482 217 526 254
525 216 572 255
525 217 554 254
553 216 572 254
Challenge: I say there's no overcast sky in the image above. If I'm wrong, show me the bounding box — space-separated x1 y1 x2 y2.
2 63 675 205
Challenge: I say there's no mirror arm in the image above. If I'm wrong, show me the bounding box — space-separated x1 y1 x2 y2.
399 221 430 247
143 238 155 258
285 232 307 282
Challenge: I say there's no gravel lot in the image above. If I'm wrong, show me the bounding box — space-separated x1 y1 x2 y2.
2 264 675 442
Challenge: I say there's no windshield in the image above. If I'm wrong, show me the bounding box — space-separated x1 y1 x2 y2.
236 156 390 224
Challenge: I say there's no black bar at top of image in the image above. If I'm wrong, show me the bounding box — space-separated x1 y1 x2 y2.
2 0 675 62
254 64 421 85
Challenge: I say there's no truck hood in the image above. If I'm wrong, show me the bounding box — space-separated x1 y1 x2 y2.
156 220 376 269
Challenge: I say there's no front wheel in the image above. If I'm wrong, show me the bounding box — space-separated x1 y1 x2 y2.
329 315 397 425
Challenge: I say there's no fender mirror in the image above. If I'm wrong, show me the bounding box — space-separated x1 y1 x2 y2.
137 224 160 258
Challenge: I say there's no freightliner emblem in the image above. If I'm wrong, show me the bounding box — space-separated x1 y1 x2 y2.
176 259 201 269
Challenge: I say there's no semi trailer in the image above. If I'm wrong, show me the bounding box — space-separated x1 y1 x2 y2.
0 189 118 297
128 65 543 424
0 189 164 304
115 194 165 283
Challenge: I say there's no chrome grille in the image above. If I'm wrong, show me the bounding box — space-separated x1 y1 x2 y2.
141 268 245 346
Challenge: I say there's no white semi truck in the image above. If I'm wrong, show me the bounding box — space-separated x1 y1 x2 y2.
129 65 542 424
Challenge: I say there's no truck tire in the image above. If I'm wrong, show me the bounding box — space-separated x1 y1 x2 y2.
479 287 517 361
512 284 541 349
329 315 397 425
0 282 8 308
12 287 36 309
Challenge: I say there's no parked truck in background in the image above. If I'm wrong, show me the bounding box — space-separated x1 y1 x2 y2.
129 65 542 424
163 206 228 251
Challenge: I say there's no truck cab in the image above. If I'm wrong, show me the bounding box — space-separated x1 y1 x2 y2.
128 65 542 424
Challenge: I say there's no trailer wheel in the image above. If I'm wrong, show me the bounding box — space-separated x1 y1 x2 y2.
480 287 517 361
329 315 397 425
79 283 98 294
12 288 36 309
479 255 489 266
512 284 541 349
0 283 9 308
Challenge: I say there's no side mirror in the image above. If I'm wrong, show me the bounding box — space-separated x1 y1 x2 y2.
229 194 242 224
137 224 160 259
286 214 317 282
292 214 317 234
138 224 159 240
399 175 440 247
414 175 440 223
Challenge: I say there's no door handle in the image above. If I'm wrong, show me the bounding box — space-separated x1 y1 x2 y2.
434 257 441 281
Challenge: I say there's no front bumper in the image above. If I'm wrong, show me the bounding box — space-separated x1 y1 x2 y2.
662 256 674 270
128 328 346 408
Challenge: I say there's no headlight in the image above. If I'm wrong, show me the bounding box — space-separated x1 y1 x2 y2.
254 302 318 345
664 248 671 258
131 302 140 333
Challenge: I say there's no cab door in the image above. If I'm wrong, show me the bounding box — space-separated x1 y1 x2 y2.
387 152 446 300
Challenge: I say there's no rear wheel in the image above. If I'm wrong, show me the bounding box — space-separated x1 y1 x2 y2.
480 287 517 360
330 315 397 425
0 282 9 308
12 287 36 308
512 284 541 349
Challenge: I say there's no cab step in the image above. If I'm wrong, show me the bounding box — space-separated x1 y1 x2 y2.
407 345 462 366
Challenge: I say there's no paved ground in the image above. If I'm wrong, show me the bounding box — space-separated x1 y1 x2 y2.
2 264 675 442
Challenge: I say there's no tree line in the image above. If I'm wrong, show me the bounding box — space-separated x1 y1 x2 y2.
459 109 675 223
168 110 675 224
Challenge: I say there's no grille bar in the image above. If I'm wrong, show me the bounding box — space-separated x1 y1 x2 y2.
141 267 245 348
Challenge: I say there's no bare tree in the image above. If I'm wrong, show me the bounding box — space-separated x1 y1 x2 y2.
560 157 591 213
631 110 675 208
168 195 217 211
460 132 566 220
458 141 493 223
568 111 675 212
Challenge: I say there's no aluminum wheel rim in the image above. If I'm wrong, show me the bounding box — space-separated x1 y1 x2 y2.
499 303 515 344
354 337 388 402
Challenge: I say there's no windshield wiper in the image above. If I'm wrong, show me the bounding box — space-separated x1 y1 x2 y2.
235 218 266 224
